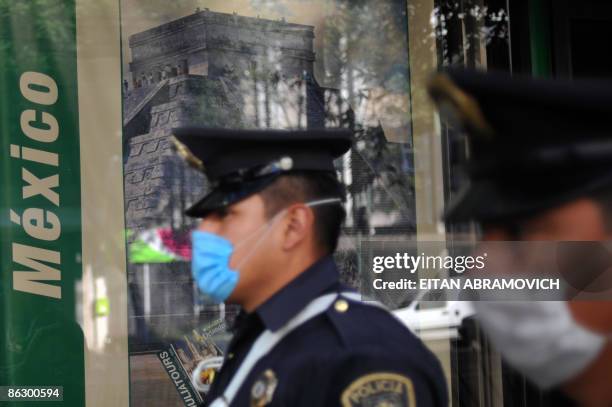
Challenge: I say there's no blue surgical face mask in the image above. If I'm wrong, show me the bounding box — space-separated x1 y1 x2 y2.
191 197 342 303
191 231 239 303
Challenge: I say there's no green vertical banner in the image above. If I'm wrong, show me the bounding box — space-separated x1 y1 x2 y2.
529 0 552 77
0 0 84 406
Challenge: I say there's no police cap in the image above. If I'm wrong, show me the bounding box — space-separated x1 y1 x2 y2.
171 127 352 218
428 69 612 223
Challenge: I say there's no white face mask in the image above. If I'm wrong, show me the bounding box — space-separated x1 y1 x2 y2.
472 300 608 389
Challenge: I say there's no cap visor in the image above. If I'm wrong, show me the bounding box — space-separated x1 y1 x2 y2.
184 175 280 218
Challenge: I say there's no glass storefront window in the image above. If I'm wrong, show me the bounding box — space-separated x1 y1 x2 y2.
3 0 610 406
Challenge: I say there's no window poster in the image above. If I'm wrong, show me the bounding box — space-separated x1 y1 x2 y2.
119 1 416 405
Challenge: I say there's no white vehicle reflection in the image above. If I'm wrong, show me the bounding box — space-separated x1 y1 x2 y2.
394 300 474 341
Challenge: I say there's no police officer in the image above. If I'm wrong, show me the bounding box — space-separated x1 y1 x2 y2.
172 127 447 407
428 69 612 406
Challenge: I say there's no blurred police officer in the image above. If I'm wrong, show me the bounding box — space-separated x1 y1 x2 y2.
172 127 447 407
428 70 612 406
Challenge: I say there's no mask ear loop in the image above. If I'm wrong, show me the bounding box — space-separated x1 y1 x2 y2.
233 208 288 250
233 198 341 250
306 197 342 207
233 208 289 271
232 197 342 271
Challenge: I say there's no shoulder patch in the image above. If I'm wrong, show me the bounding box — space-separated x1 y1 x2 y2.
341 372 416 407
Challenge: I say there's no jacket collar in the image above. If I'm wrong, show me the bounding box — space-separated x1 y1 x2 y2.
255 255 340 332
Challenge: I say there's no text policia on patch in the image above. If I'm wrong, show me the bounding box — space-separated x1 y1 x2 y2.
8 72 62 299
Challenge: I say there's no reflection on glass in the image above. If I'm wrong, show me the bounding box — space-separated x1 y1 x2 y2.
120 1 418 404
117 1 518 406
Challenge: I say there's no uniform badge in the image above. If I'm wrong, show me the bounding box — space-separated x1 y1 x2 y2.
341 372 416 407
250 369 278 407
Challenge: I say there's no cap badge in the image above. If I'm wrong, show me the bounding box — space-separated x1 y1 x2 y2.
428 73 494 139
171 135 204 171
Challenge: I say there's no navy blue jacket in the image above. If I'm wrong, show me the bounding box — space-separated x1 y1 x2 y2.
203 256 448 406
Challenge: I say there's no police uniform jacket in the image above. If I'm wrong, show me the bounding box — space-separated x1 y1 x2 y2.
202 255 448 407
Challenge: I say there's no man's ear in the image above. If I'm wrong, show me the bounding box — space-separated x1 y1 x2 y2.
281 205 315 251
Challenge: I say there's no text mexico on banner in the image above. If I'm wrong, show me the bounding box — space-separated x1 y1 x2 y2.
0 1 85 406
